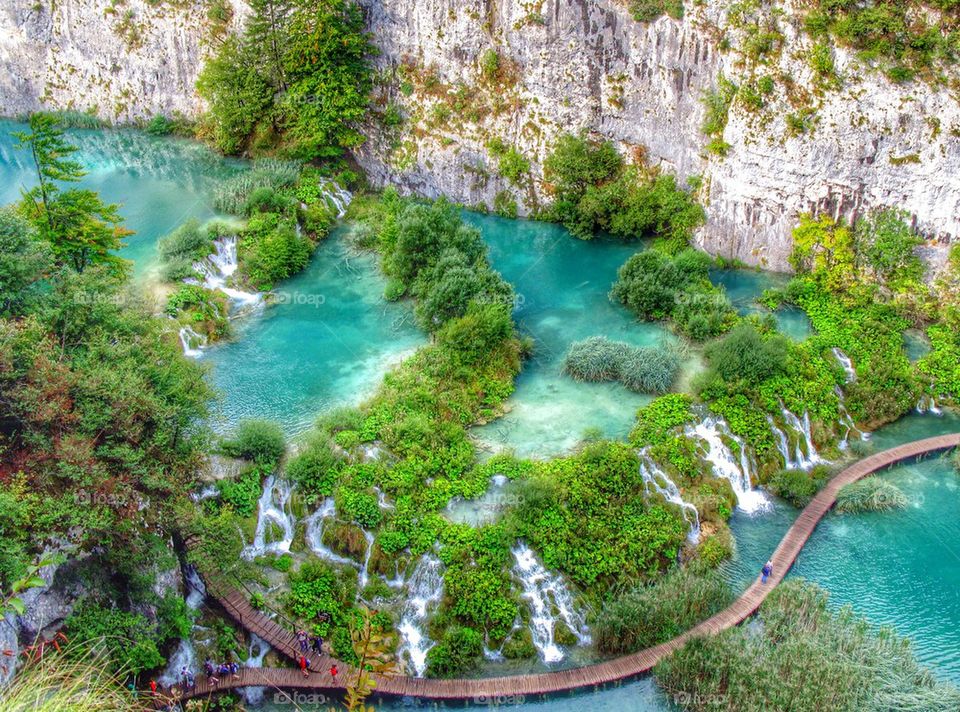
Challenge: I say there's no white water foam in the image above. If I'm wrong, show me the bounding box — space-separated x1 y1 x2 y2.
397 555 444 677
241 633 270 705
318 179 352 218
638 451 700 544
242 476 295 559
687 416 770 513
780 408 825 469
832 347 857 383
511 543 590 664
158 566 206 688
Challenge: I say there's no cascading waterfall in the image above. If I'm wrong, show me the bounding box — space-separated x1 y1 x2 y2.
192 236 262 307
833 387 870 450
318 178 352 218
637 451 700 544
916 395 943 416
397 555 444 677
832 347 857 383
304 499 360 567
242 476 295 559
780 408 825 469
178 326 207 358
241 634 271 706
158 566 206 688
511 543 590 664
359 530 375 590
687 417 770 513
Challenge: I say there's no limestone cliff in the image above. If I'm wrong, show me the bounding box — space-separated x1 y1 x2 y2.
1 0 957 271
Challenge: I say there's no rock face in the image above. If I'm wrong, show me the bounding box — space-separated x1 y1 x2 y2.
0 0 245 123
1 0 958 270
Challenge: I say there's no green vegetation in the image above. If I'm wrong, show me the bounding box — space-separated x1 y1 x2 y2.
509 442 688 591
563 336 681 394
595 568 732 655
629 0 684 22
803 0 960 83
767 466 831 507
701 76 737 156
703 322 788 386
1 117 211 633
541 133 704 250
197 0 373 159
487 137 530 188
610 248 737 340
835 478 908 513
655 579 960 711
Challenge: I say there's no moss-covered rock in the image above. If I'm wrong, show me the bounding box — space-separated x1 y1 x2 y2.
553 620 578 647
502 627 536 659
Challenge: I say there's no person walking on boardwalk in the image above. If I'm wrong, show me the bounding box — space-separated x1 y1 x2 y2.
149 679 158 696
299 655 310 677
330 664 338 679
761 560 773 584
311 634 324 655
297 629 309 653
204 659 219 686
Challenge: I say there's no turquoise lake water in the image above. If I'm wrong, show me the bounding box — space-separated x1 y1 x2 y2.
2 122 958 707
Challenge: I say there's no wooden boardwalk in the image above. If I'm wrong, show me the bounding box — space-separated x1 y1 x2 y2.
163 433 959 703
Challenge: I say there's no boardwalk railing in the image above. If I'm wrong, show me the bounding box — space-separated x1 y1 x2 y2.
165 433 959 702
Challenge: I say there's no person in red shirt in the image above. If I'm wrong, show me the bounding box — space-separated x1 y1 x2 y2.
149 679 158 696
330 664 338 678
299 655 310 677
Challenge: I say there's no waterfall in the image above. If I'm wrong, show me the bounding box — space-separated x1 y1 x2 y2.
359 530 375 590
178 326 206 358
637 451 700 544
241 634 271 706
511 543 590 664
192 236 262 307
916 395 943 416
780 408 825 469
158 566 206 688
318 179 352 218
397 555 444 677
832 348 857 383
304 499 359 567
242 476 295 559
687 417 770 513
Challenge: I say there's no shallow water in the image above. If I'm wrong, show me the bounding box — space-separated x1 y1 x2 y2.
0 119 242 277
204 229 424 435
709 268 812 341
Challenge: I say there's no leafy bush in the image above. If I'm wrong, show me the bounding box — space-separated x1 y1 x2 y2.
336 487 382 528
835 478 907 513
65 602 164 676
562 336 681 394
704 322 789 385
654 579 960 711
543 133 703 247
611 248 735 339
286 559 356 638
213 160 302 215
767 466 830 507
217 464 266 517
239 212 313 289
595 568 732 654
425 626 483 677
219 419 286 465
157 218 215 281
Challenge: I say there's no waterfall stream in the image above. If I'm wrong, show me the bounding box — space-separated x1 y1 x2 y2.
158 566 206 688
511 543 590 664
687 417 770 513
241 633 271 706
637 451 700 544
397 555 444 677
243 476 295 559
916 395 943 416
831 347 857 383
780 408 825 469
304 499 362 567
178 326 207 358
319 179 352 217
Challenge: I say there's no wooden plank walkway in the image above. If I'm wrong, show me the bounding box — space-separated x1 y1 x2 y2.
162 433 959 703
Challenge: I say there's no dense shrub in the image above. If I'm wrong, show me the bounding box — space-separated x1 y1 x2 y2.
767 466 831 507
654 579 960 711
219 419 286 465
704 322 788 385
542 133 703 248
65 602 165 676
286 558 356 643
595 568 732 654
611 248 736 340
425 626 483 677
217 464 267 517
563 336 681 394
835 478 908 513
239 212 313 289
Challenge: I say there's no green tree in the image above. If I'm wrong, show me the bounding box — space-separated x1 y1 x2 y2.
280 0 374 158
13 116 131 273
0 209 51 317
246 0 294 90
196 35 274 154
855 208 923 288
